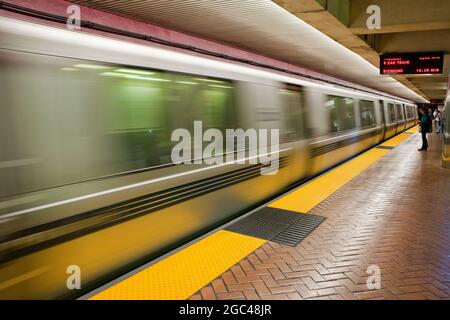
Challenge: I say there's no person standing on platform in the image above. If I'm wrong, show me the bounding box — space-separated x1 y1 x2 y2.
418 107 431 151
434 109 442 134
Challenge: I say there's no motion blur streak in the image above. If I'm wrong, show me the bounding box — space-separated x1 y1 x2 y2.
0 16 417 299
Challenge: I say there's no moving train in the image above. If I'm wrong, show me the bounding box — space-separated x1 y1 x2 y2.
0 16 417 299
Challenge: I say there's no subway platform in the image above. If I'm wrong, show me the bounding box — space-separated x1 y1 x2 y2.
85 128 450 300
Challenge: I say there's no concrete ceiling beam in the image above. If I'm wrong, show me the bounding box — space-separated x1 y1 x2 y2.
273 0 430 101
349 0 450 34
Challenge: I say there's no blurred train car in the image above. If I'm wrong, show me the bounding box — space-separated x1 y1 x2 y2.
0 16 417 299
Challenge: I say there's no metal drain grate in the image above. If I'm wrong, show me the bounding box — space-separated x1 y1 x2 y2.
376 145 395 150
272 214 326 247
225 207 300 240
225 207 325 247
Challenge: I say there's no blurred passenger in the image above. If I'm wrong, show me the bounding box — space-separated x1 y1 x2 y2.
434 109 442 134
343 110 353 130
442 109 446 134
418 107 431 151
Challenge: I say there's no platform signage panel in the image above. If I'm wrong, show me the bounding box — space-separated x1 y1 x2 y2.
380 52 444 75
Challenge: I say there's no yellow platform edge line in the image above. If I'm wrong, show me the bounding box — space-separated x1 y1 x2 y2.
269 148 389 213
90 230 265 300
270 130 415 213
380 132 411 147
405 125 419 134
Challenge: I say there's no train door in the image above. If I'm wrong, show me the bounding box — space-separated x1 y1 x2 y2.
279 83 310 182
402 103 408 130
385 102 397 139
395 103 404 133
379 100 387 140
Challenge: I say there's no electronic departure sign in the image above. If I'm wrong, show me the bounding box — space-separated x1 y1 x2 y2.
380 52 444 75
430 99 444 105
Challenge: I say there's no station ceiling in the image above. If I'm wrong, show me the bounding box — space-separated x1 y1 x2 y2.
348 0 449 101
70 0 449 103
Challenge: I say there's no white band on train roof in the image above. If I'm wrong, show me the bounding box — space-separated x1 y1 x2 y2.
0 16 417 105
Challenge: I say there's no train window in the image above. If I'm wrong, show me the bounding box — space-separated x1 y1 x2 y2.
280 85 305 140
0 50 237 196
107 73 235 167
396 104 404 120
339 97 356 131
324 95 356 133
183 77 234 131
388 103 396 122
359 100 376 128
103 69 172 169
406 106 414 119
324 98 339 133
190 78 235 154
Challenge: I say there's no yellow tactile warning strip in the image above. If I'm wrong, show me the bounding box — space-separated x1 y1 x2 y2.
90 230 265 300
268 148 389 213
380 132 412 147
90 129 416 300
406 125 419 134
270 128 417 213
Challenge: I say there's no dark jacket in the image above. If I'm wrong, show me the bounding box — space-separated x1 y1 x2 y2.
419 114 431 132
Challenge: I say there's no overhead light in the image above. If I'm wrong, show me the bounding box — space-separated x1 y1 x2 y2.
208 84 233 89
176 81 198 85
324 100 335 107
115 68 154 75
61 67 78 71
144 77 171 82
194 78 226 84
74 64 111 69
100 72 130 78
100 72 170 82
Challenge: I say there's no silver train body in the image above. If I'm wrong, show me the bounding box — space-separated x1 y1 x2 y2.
0 17 417 299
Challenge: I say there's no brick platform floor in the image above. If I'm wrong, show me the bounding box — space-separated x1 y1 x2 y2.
189 133 450 300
